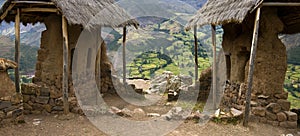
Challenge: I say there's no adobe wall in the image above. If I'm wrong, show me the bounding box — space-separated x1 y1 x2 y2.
220 8 297 128
22 14 114 114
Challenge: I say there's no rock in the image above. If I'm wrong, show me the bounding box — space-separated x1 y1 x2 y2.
110 106 121 114
258 95 269 99
267 120 279 126
52 106 63 111
266 103 281 113
279 121 298 129
230 108 243 117
21 83 38 95
284 111 298 121
266 111 277 121
168 90 179 101
43 104 52 113
274 92 288 99
23 103 33 110
32 103 44 111
277 112 287 122
35 96 49 104
120 108 132 117
162 113 172 121
0 101 12 110
0 111 5 119
147 113 160 117
277 99 290 111
252 107 266 117
23 95 30 103
36 87 50 96
133 108 146 119
50 89 62 99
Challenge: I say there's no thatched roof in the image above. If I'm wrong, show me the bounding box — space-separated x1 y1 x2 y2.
0 0 138 28
186 0 258 30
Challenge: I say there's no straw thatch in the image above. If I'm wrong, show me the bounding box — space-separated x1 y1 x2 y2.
186 0 258 30
0 0 138 28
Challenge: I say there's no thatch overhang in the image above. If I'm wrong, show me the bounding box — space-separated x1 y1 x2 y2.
186 0 300 34
185 0 257 31
0 0 139 29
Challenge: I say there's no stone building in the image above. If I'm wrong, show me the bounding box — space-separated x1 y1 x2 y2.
0 0 138 114
186 0 299 128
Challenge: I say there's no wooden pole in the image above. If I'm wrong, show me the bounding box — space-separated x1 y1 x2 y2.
62 15 69 114
14 8 20 93
243 7 261 127
211 25 217 110
194 26 199 83
123 26 127 84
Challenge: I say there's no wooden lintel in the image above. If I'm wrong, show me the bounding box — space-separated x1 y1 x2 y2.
1 3 16 20
21 8 58 13
263 2 300 6
11 1 54 5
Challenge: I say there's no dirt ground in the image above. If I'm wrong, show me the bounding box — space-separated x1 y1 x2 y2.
0 113 299 136
0 80 299 136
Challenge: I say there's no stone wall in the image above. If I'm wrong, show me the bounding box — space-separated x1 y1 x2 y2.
21 83 82 115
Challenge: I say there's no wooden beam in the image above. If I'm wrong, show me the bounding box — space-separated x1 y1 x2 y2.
1 3 16 20
62 15 69 115
11 1 54 5
21 8 58 13
194 26 199 83
243 7 261 127
263 2 300 6
123 26 127 84
211 25 217 110
14 8 20 93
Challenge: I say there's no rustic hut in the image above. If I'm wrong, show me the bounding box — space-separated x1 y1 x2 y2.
0 0 138 114
186 0 300 128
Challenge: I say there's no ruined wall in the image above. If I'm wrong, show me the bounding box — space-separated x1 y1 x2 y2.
221 8 296 128
23 14 115 114
222 7 287 97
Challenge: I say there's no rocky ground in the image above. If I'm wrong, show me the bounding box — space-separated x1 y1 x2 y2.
0 113 298 136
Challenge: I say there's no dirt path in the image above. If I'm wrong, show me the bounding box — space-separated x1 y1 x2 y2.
0 114 298 136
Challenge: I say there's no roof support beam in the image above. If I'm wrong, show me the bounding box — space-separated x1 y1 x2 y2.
11 1 54 5
211 25 217 110
14 8 20 93
194 26 199 83
243 7 261 127
1 3 16 20
263 2 300 6
21 8 58 13
62 15 70 115
122 26 127 85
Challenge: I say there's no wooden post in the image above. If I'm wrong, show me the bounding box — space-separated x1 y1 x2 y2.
211 25 217 110
194 26 199 83
243 7 261 127
62 15 69 114
123 26 127 84
14 8 20 93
